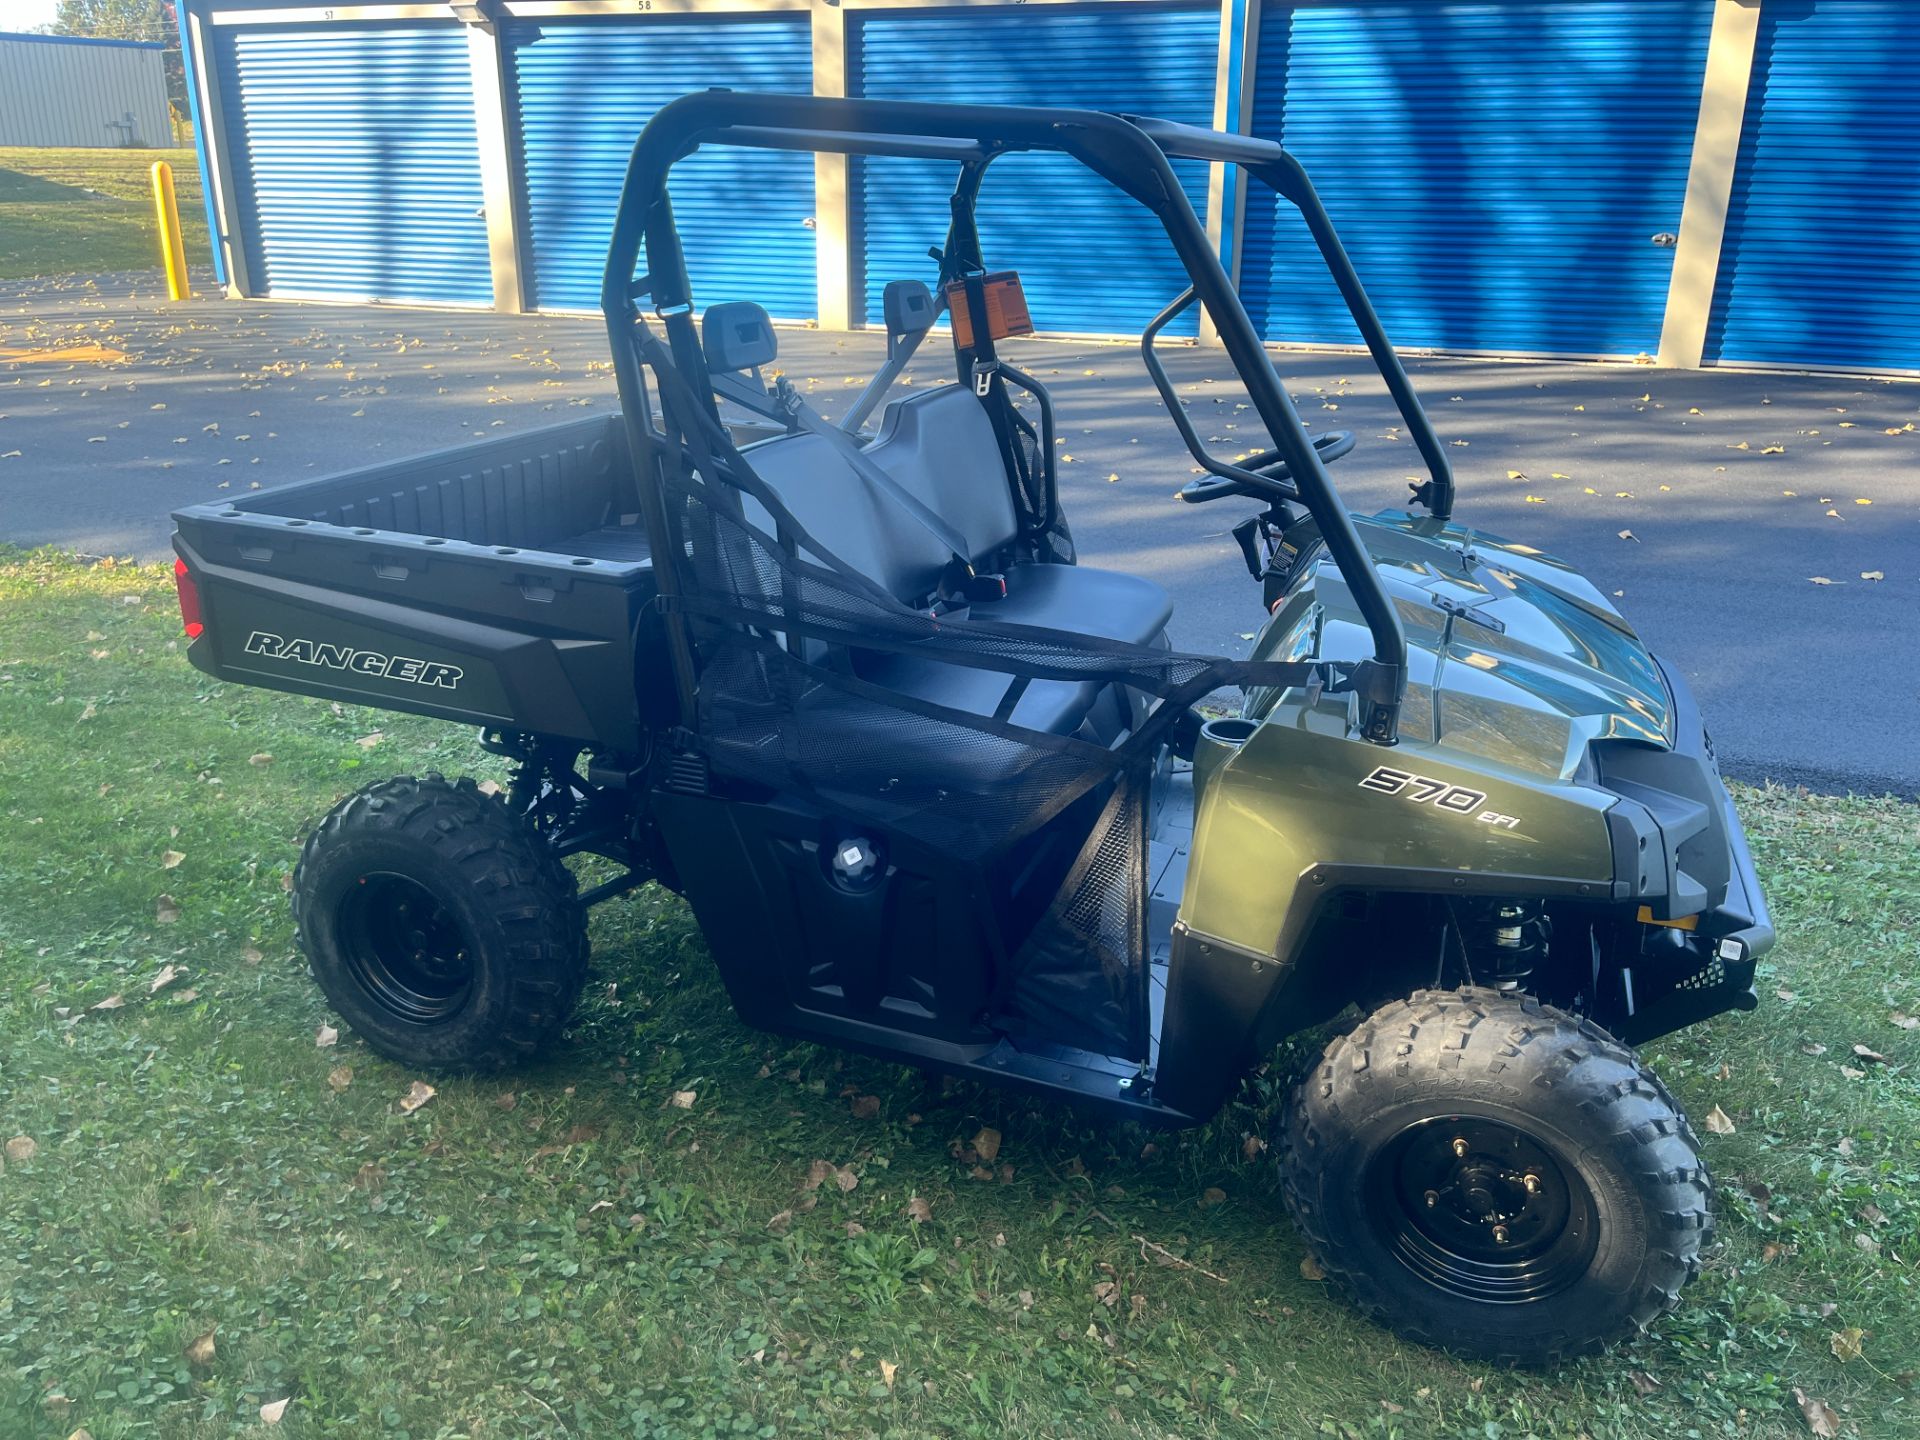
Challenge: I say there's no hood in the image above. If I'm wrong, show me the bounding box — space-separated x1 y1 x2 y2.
1252 512 1672 782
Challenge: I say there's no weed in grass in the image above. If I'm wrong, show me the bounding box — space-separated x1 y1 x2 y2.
0 548 1914 1439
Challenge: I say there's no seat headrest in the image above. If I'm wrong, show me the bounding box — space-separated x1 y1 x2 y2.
881 280 936 338
703 301 778 372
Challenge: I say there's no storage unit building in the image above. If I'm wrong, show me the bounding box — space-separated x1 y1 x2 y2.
215 23 493 306
0 31 172 149
504 13 818 317
851 3 1221 336
1239 0 1714 359
1702 0 1920 373
174 0 1917 375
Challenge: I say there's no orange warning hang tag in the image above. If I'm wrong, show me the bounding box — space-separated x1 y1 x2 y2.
943 272 1034 348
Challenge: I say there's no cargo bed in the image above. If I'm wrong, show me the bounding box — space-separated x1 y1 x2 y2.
172 416 665 752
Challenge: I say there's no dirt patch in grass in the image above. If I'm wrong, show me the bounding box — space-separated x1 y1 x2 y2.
0 147 210 280
0 548 1914 1438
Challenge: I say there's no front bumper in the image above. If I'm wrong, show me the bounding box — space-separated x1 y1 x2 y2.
1598 657 1775 1044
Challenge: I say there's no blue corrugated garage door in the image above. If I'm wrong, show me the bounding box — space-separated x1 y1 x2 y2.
1705 2 1920 373
854 6 1220 336
506 18 816 317
218 25 491 307
1241 1 1712 356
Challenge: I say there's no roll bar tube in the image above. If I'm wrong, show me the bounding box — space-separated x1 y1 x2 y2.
601 92 1408 744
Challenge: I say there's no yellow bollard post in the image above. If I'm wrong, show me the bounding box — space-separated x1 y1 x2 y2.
150 161 191 302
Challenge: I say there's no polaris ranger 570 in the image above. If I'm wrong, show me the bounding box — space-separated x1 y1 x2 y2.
171 93 1773 1363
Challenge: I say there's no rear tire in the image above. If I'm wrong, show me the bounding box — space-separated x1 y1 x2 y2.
1278 987 1711 1365
292 774 588 1071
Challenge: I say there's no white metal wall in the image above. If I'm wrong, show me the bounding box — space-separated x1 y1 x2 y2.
0 34 173 149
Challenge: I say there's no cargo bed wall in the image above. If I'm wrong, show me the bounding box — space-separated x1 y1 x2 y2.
172 416 666 751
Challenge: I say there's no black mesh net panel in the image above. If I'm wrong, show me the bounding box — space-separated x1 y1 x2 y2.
642 328 1343 1060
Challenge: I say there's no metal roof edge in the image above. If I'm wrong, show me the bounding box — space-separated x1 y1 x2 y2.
0 29 168 50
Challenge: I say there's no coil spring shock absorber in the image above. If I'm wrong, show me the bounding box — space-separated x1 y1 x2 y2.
1461 899 1552 992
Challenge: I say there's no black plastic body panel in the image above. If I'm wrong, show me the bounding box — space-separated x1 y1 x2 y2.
171 417 667 749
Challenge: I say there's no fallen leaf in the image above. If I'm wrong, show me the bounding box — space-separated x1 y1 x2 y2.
496 1091 518 1110
850 1094 880 1119
1200 1187 1227 1208
1242 1134 1267 1163
247 752 274 766
1524 494 1546 503
1841 1066 1867 1081
1830 1327 1866 1364
327 1066 353 1092
1794 1388 1840 1438
183 1329 216 1366
667 1089 697 1110
1761 445 1786 455
155 894 180 924
1808 577 1836 586
1891 1013 1919 1031
972 1126 1002 1163
316 1023 338 1048
398 1080 436 1114
149 964 181 993
1630 1371 1660 1396
1852 1044 1886 1064
160 849 185 870
843 1220 865 1237
1861 571 1885 582
1299 1255 1326 1282
91 994 126 1012
1507 470 1527 481
4 1136 35 1162
354 732 383 749
1093 1280 1119 1308
242 946 264 965
880 1359 897 1389
1802 1041 1828 1056
1855 1231 1880 1254
835 1164 859 1193
803 1159 835 1191
1618 529 1638 542
764 1208 793 1232
260 1398 290 1426
1703 1105 1736 1135
906 1195 933 1223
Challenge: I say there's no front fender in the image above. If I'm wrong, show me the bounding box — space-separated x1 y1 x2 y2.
1154 717 1621 1116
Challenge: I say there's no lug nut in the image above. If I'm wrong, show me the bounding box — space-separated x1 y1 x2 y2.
1424 1189 1439 1208
1451 1137 1469 1158
1492 1224 1509 1245
1523 1173 1541 1195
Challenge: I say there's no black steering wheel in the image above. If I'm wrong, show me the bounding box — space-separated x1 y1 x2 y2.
1177 429 1357 505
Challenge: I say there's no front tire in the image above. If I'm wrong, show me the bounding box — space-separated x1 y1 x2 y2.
292 774 588 1071
1279 987 1711 1364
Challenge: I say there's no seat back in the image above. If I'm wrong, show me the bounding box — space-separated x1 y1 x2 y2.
736 433 952 604
866 385 1021 565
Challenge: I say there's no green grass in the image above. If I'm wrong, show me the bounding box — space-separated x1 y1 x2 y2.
0 548 1915 1439
0 147 209 281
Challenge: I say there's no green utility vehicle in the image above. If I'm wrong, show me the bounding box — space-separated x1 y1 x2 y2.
171 94 1772 1363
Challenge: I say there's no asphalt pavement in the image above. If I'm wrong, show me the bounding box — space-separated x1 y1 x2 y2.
5 272 1917 797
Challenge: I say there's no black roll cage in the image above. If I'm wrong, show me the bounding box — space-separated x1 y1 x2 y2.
602 91 1456 747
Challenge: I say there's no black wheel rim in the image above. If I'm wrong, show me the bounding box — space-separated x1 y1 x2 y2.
1363 1114 1599 1304
336 872 475 1025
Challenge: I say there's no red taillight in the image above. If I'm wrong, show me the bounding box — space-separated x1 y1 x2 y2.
173 556 204 639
